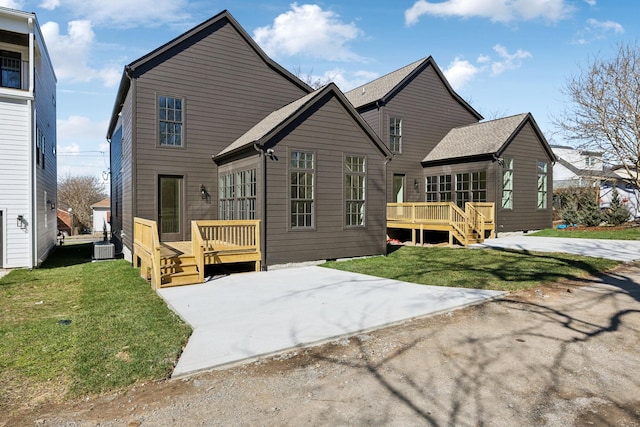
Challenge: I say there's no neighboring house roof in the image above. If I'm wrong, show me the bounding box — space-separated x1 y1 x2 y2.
106 9 312 139
91 197 110 209
422 113 555 164
345 56 482 120
214 83 391 161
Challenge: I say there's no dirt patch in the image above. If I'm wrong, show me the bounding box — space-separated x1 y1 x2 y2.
5 263 640 427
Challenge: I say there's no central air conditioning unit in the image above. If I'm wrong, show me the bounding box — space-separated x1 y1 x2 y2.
93 242 115 260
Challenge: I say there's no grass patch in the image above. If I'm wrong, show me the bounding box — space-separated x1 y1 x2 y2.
323 245 619 291
529 227 640 240
0 243 191 410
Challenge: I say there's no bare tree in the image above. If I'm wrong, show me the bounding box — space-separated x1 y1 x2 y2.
292 65 335 89
58 175 107 232
554 41 640 189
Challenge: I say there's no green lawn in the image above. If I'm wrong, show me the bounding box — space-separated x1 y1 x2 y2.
0 243 191 410
323 245 619 291
529 227 640 240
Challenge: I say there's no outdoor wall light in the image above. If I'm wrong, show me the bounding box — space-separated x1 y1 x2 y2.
414 178 419 191
200 184 208 200
17 215 24 228
47 199 55 210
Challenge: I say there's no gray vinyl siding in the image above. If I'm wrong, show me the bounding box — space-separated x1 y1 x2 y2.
129 20 307 242
33 47 57 265
263 95 387 266
367 65 479 203
497 123 553 232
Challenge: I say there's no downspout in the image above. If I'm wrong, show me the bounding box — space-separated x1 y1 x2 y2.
254 143 267 270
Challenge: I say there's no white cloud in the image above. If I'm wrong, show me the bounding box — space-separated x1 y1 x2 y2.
405 0 575 25
254 3 365 62
40 0 60 10
0 0 23 9
584 0 596 5
443 58 481 90
490 44 532 75
57 116 111 182
572 18 624 44
41 20 120 87
319 69 380 92
63 0 190 28
58 115 108 143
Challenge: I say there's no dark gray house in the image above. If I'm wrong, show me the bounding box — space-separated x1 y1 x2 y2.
107 10 390 269
346 58 555 233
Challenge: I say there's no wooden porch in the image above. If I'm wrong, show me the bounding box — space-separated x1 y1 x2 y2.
133 218 261 289
387 202 495 247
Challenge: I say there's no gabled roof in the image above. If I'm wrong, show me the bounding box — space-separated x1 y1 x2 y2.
107 9 311 139
422 113 555 163
345 56 482 120
214 83 391 161
91 197 110 209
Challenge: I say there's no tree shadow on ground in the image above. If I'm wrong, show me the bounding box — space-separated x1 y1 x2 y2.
297 264 640 425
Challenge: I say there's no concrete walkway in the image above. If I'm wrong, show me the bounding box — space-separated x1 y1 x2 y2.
471 235 640 262
159 266 504 377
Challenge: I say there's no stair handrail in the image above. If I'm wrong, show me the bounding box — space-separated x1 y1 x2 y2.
449 203 468 245
466 203 486 243
133 217 162 289
191 221 206 283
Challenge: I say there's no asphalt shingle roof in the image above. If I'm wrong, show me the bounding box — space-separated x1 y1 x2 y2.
345 58 426 108
215 89 321 158
423 113 529 162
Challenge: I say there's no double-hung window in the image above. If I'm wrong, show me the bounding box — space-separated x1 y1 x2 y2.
290 151 314 228
389 117 402 153
158 96 183 146
502 158 514 209
537 161 548 209
345 156 366 227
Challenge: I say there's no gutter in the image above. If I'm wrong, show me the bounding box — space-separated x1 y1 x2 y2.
253 143 267 270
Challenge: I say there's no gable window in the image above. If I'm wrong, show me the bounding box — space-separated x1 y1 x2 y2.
218 169 257 220
537 161 548 209
585 156 597 167
290 151 314 228
389 117 402 153
502 158 514 209
158 96 183 146
1 50 21 89
345 156 366 227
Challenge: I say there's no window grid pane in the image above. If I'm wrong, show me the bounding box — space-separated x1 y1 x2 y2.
291 152 315 228
159 96 183 146
537 161 548 209
389 118 402 153
502 158 514 209
345 156 366 226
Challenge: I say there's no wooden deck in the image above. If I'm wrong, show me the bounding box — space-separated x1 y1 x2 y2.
387 202 495 246
134 218 261 289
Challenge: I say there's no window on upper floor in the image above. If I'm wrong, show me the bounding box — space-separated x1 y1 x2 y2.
389 117 402 153
158 95 183 146
1 50 21 89
36 127 45 169
585 156 597 167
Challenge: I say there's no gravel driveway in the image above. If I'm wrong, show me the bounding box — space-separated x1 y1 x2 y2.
18 262 640 426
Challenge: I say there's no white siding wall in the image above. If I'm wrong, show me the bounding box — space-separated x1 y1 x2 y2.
92 208 110 233
0 99 31 267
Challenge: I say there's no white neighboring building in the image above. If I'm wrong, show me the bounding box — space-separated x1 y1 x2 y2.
91 197 111 234
552 145 604 189
599 167 639 220
0 7 57 268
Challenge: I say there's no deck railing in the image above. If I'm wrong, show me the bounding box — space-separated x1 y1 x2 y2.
133 217 162 289
192 219 262 271
387 202 495 246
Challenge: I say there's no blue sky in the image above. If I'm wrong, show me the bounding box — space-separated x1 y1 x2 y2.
2 0 635 192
